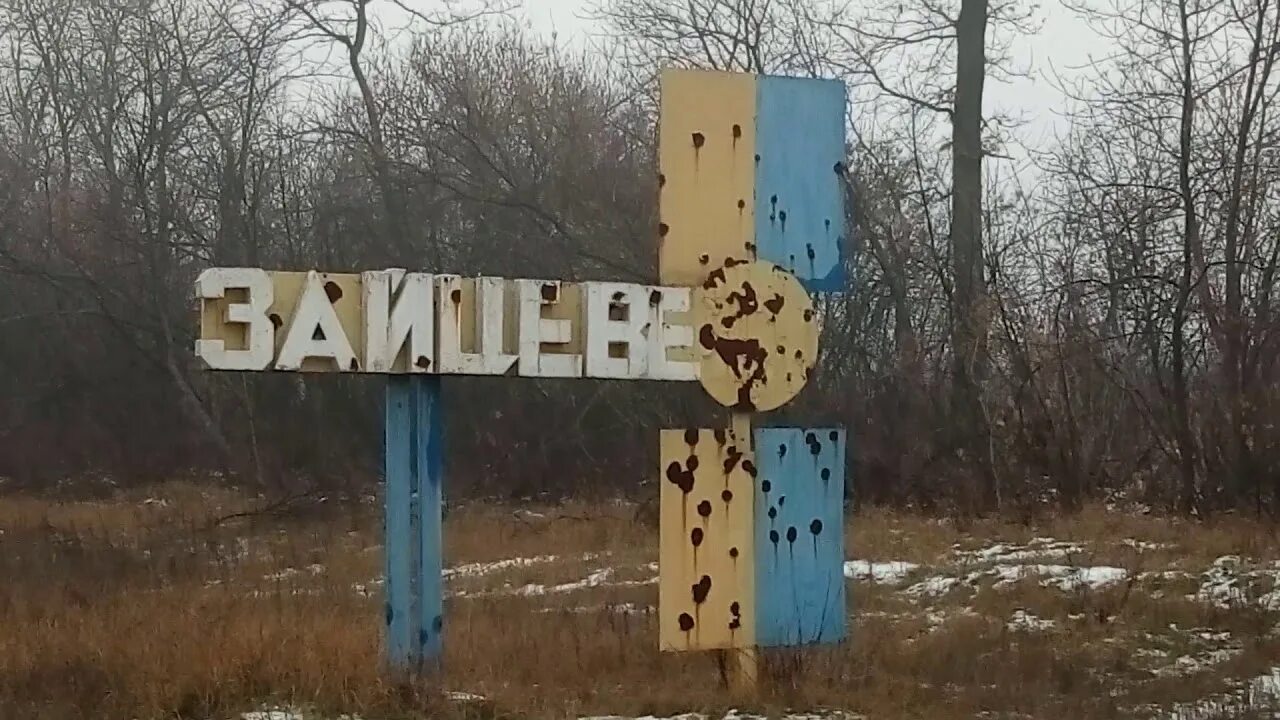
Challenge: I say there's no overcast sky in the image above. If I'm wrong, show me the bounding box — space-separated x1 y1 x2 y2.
360 0 1110 177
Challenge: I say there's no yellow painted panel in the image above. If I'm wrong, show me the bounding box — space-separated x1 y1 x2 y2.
658 69 757 287
659 426 756 651
694 260 819 412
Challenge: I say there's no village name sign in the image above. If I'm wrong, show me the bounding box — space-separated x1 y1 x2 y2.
196 268 699 381
194 68 851 690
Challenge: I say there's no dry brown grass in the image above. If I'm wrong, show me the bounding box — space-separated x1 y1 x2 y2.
5 485 1280 720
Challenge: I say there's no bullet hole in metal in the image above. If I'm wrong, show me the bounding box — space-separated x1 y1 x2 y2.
658 223 670 237
805 432 823 456
821 468 831 481
684 428 699 445
450 288 462 304
786 526 798 543
697 500 712 517
723 445 743 474
691 132 705 148
665 461 695 494
810 519 823 535
692 575 712 604
324 281 342 303
691 527 704 547
678 613 695 631
721 489 733 503
269 313 283 329
762 480 772 493
415 355 432 370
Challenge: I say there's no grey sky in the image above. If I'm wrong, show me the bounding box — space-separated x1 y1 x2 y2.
364 0 1108 177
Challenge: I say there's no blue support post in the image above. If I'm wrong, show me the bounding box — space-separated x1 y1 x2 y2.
384 375 444 671
414 376 444 665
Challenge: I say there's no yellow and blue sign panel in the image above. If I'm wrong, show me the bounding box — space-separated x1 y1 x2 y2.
657 68 849 653
660 427 846 650
658 70 847 292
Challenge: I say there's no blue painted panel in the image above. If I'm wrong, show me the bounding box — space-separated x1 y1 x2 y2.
753 427 846 647
384 376 414 666
413 376 444 665
754 75 848 293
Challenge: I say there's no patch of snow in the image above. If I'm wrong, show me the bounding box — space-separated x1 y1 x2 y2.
988 563 1127 591
1161 666 1280 719
444 553 602 579
262 564 325 582
241 711 361 720
1153 648 1242 677
1187 555 1280 610
1007 609 1056 632
903 575 961 598
583 707 870 712
955 538 1086 564
1122 538 1171 552
470 568 657 599
843 560 919 584
537 602 654 615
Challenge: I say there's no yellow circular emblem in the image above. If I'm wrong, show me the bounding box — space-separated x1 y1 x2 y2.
693 261 819 412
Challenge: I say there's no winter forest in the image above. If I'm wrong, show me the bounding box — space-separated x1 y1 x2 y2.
2 0 1278 518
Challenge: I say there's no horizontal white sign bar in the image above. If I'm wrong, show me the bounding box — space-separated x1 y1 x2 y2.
195 268 698 381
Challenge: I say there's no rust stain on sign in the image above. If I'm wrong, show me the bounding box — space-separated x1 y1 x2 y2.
693 261 818 412
659 426 756 652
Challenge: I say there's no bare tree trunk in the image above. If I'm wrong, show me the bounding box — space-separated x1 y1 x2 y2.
950 0 994 511
1174 0 1201 515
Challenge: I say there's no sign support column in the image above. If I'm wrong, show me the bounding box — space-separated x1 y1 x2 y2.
384 374 444 671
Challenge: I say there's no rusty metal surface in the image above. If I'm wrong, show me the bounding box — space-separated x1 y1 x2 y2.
657 69 757 287
692 260 819 412
659 426 757 651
